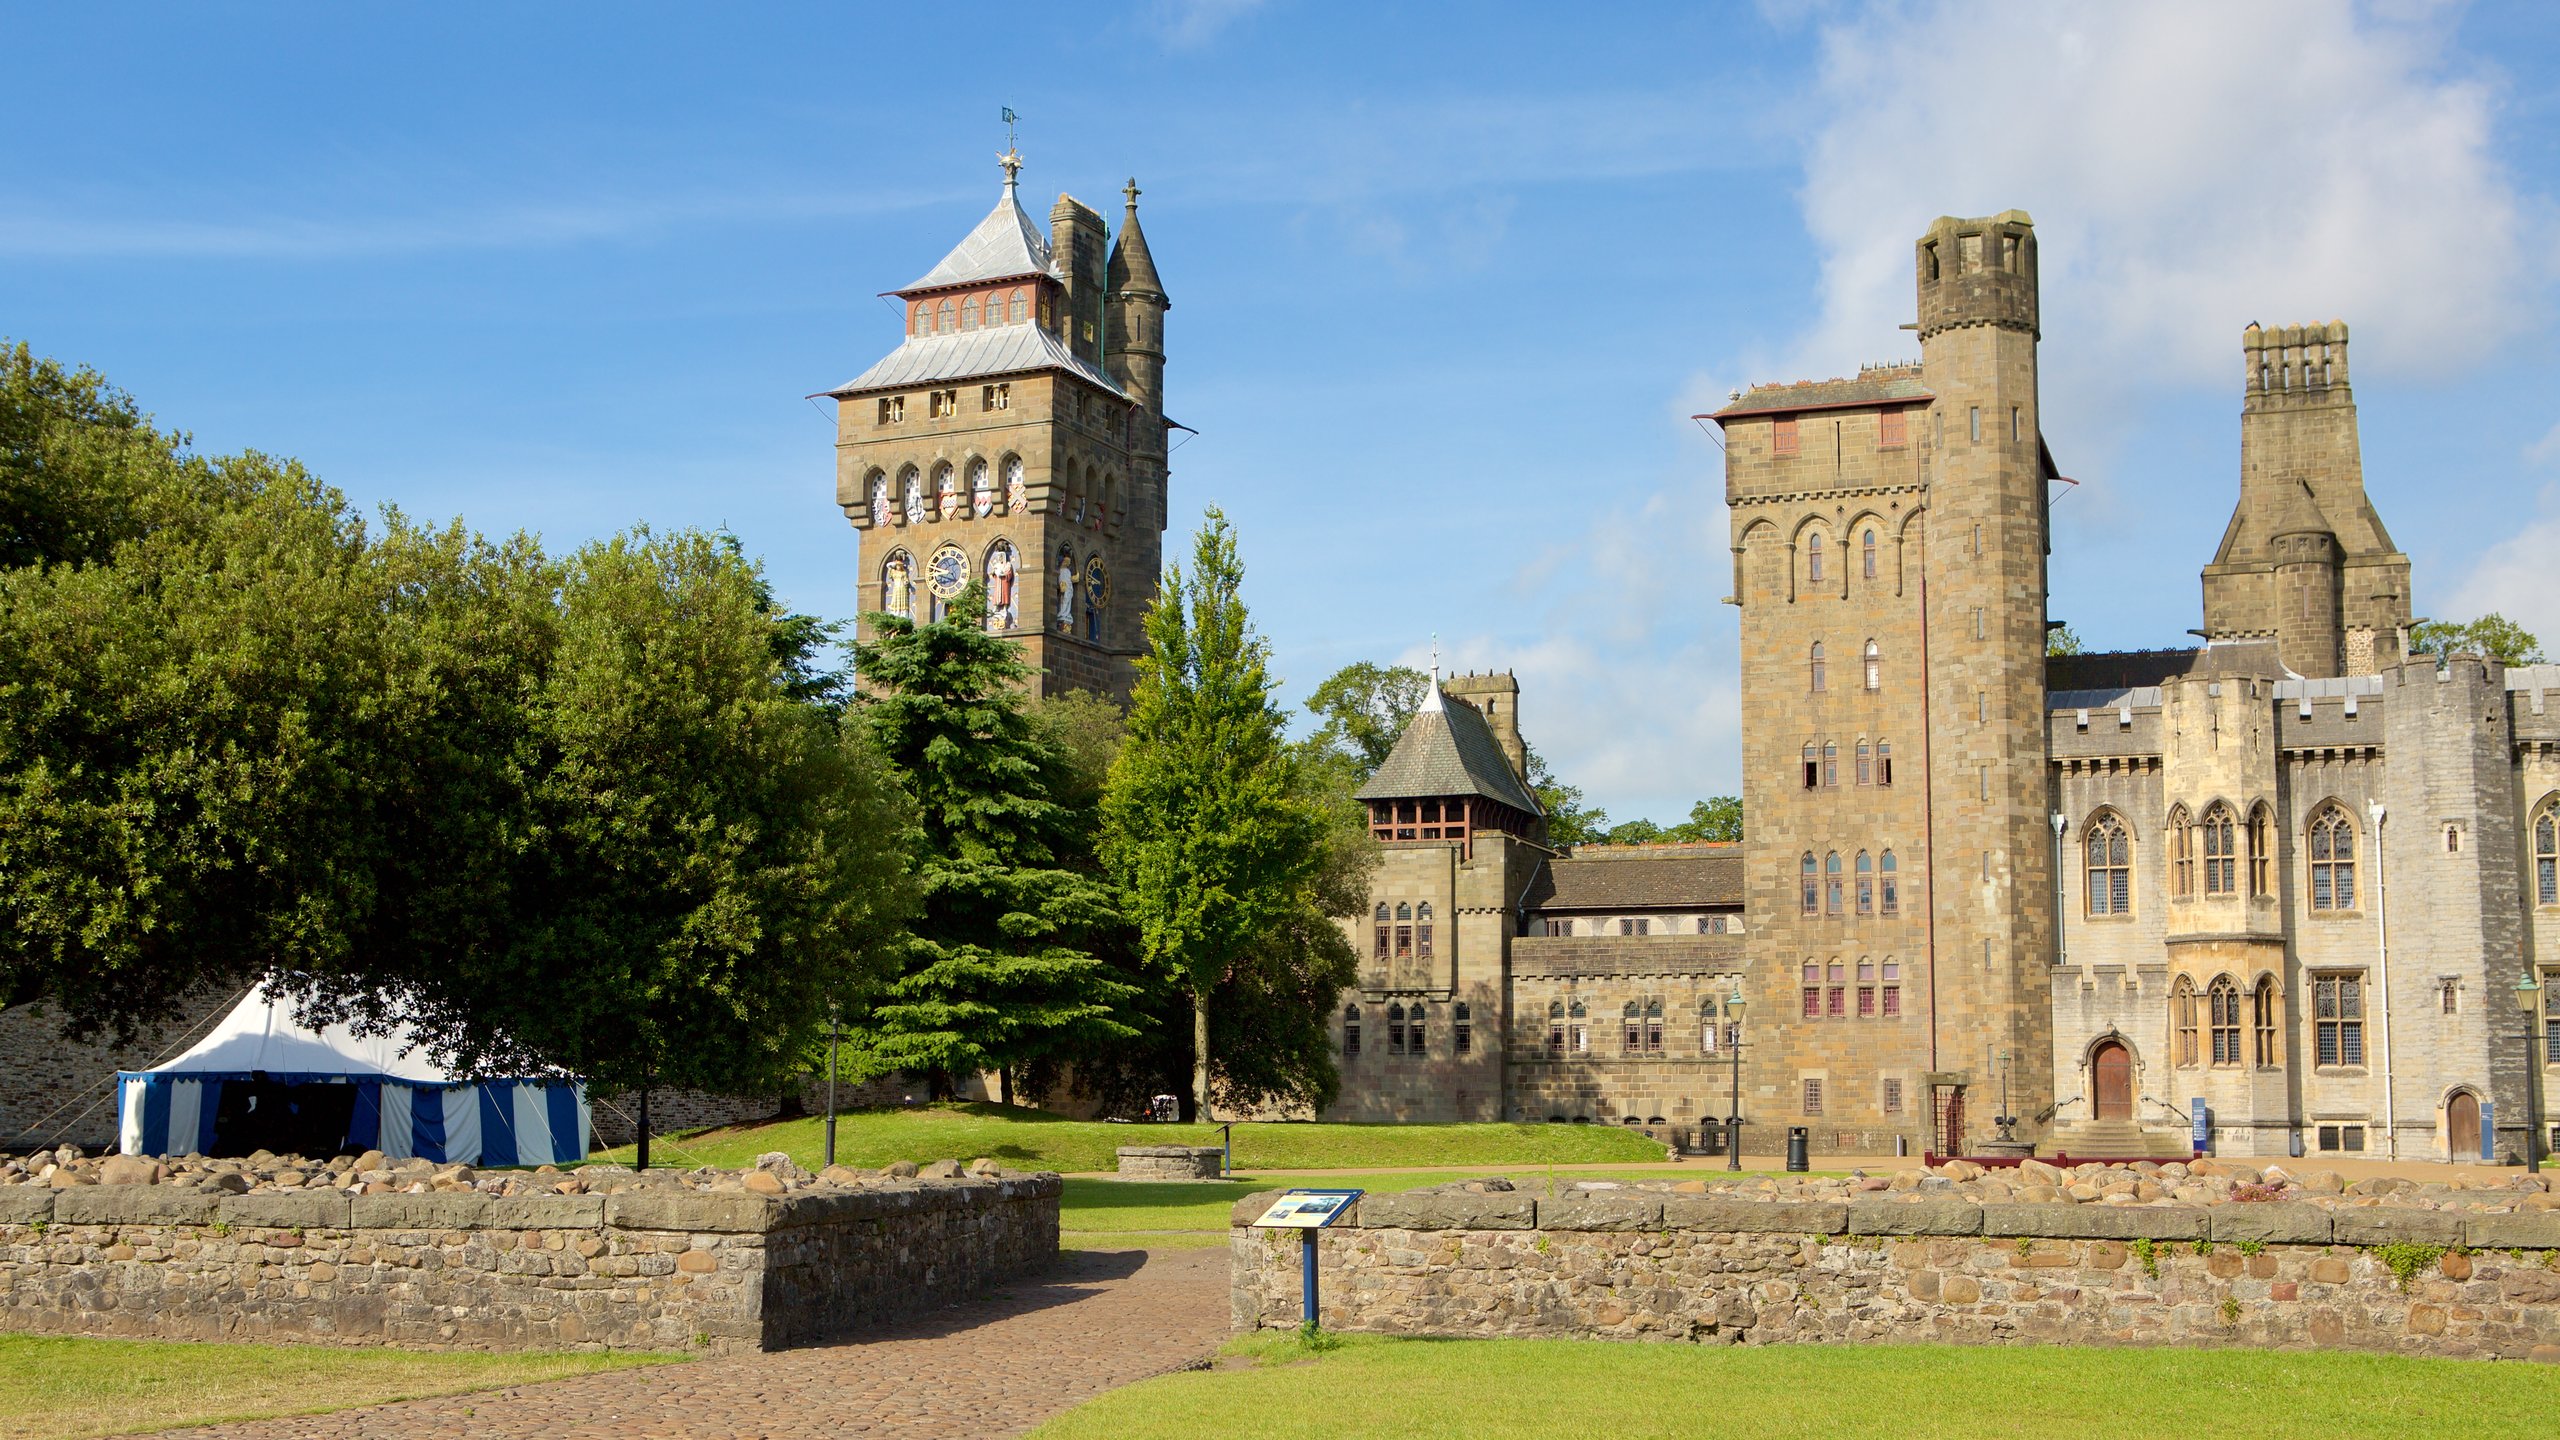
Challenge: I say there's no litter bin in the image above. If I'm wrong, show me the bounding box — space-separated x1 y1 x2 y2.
1785 1126 1809 1173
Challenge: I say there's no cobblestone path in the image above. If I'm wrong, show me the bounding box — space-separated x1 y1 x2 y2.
176 1247 1228 1440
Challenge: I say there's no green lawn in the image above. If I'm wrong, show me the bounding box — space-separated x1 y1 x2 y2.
0 1335 675 1439
1056 1170 1788 1239
592 1103 1668 1174
1030 1334 2552 1440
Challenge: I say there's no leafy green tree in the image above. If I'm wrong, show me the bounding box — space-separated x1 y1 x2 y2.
1304 661 1428 777
1602 819 1665 846
2409 614 2544 667
0 341 172 570
2047 621 2084 657
1104 509 1332 1117
1673 796 1744 843
1027 688 1129 815
851 584 1134 1099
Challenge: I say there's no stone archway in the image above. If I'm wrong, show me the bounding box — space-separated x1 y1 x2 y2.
2091 1039 2134 1122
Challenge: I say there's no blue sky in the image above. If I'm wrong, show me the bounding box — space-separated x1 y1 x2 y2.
6 2 2556 826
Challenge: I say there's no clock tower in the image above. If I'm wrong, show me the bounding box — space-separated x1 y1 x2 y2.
823 150 1171 701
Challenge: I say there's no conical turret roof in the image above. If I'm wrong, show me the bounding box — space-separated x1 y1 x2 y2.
1355 684 1542 815
1107 179 1167 301
901 171 1059 293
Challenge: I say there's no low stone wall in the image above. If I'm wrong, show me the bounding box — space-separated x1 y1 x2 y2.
1230 1184 2560 1361
1116 1146 1223 1180
0 1175 1059 1353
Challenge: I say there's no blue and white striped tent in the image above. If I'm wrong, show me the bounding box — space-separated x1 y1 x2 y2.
117 983 588 1166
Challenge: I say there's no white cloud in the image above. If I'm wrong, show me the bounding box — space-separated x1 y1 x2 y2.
1790 0 2535 389
2444 426 2560 642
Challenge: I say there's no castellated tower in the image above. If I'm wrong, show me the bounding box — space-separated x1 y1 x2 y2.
822 155 1171 702
2201 321 2411 678
1714 210 2055 1155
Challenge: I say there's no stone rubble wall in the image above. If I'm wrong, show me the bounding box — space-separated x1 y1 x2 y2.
1229 1187 2560 1362
1115 1146 1224 1180
0 1175 1059 1354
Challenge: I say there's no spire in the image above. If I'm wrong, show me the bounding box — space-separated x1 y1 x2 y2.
1420 637 1444 713
899 161 1058 293
999 147 1023 194
1106 176 1167 302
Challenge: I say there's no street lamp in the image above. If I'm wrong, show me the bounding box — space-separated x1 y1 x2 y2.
2518 972 2546 1174
1724 987 1749 1172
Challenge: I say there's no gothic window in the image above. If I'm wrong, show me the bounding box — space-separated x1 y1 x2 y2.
1881 959 1901 1016
1810 642 1827 692
2309 805 2357 911
2171 977 2199 1067
1802 742 1818 790
1009 288 1028 324
1864 640 1881 691
2084 812 2130 916
1802 962 1821 1019
1876 741 1893 786
1824 852 1843 915
1569 998 1588 1054
1821 742 1839 787
1410 1006 1427 1055
961 296 980 329
1856 959 1876 1016
1879 851 1899 916
2202 805 2237 895
1773 418 1799 455
2248 803 2273 898
2168 805 2194 898
2313 974 2365 1066
2209 978 2242 1065
1343 1004 1360 1057
1623 1001 1642 1054
1387 1003 1407 1056
2439 979 2459 1015
1826 962 1847 1017
1373 903 1390 961
2535 803 2557 906
936 299 956 333
1856 741 1872 786
1808 532 1825 584
1699 999 1721 1054
1855 851 1874 915
913 303 931 335
1862 528 1879 578
1800 852 1818 915
1417 903 1435 959
2253 977 2279 1066
1645 999 1664 1054
1394 902 1413 959
1548 1000 1565 1055
1454 1002 1472 1055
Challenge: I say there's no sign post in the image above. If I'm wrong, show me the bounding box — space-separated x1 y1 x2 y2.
1248 1188 1363 1331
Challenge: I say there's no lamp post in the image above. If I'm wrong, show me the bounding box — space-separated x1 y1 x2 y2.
2519 972 2546 1174
1724 987 1749 1172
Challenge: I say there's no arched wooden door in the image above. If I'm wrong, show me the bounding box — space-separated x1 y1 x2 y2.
2448 1092 2481 1159
2092 1041 2134 1122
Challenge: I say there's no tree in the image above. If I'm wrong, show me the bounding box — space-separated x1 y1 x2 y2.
1304 662 1428 777
1603 819 1665 846
1104 509 1331 1118
850 584 1134 1098
1526 743 1609 845
2047 621 2084 657
1673 796 1744 843
0 341 172 571
2410 614 2544 667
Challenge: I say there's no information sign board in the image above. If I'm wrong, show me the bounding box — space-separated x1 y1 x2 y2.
1250 1189 1363 1229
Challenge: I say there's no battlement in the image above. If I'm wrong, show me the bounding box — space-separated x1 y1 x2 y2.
1916 210 2037 340
2244 320 2349 404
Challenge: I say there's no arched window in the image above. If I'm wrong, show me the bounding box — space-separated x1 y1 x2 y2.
2309 805 2357 911
1821 742 1838 787
1623 1000 1643 1053
960 296 980 329
2209 978 2242 1065
1879 851 1899 915
1387 1003 1407 1056
1855 851 1874 915
1568 997 1588 1054
1372 903 1390 961
2168 805 2194 898
1856 740 1872 786
1343 1004 1361 1057
914 302 932 335
1416 902 1435 959
1644 998 1663 1054
2248 803 2273 898
1547 1000 1565 1054
1864 640 1881 691
2171 977 2200 1066
1808 532 1826 584
1876 740 1893 786
936 299 956 333
1453 1001 1472 1055
1863 529 1878 580
1800 852 1818 915
1410 1005 1427 1055
1393 903 1413 958
2252 976 2279 1066
2202 805 2237 895
2533 802 2556 906
1009 288 1028 324
1809 642 1827 692
1802 741 1818 789
2085 813 2130 916
1824 851 1844 915
1801 962 1821 1019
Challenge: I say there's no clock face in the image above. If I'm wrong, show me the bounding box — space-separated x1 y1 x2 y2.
1083 555 1109 605
926 543 969 600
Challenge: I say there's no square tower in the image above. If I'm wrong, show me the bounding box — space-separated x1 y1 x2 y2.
1714 210 2057 1155
823 156 1170 701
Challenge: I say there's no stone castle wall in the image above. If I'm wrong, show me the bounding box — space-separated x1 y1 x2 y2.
0 1176 1059 1353
1229 1185 2560 1362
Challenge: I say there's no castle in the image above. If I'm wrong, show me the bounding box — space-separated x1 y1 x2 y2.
1327 211 2560 1165
825 150 1171 702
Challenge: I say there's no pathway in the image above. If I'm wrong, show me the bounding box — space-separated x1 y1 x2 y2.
175 1246 1229 1440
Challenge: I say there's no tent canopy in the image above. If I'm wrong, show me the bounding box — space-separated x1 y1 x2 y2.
117 982 587 1166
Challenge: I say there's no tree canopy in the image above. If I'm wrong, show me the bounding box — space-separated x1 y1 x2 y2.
2409 614 2544 667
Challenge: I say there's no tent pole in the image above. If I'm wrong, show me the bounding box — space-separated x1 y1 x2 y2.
825 1013 840 1169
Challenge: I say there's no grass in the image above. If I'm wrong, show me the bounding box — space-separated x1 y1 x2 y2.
1055 1170 1781 1239
0 1334 675 1439
1029 1335 2556 1440
590 1103 1668 1174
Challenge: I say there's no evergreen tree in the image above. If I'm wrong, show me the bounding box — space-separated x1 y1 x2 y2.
1103 510 1331 1117
851 584 1134 1097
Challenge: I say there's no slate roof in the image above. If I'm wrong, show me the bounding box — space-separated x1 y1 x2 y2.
1355 688 1542 815
1520 844 1745 912
901 181 1060 293
819 322 1124 399
1712 366 1932 420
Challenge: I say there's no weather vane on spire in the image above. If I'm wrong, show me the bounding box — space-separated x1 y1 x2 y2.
1430 633 1440 682
998 107 1023 188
